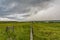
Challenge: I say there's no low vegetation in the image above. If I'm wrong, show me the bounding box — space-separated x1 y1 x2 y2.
0 21 60 40
0 21 30 40
33 22 60 40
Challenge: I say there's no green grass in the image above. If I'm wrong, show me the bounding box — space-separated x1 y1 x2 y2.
0 22 30 40
0 21 60 40
33 22 60 40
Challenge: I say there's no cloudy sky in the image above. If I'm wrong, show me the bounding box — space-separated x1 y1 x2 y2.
0 0 60 21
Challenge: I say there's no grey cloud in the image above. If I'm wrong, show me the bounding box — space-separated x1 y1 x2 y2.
25 4 60 21
0 0 52 20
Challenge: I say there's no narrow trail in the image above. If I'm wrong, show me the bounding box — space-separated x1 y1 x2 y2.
30 26 33 40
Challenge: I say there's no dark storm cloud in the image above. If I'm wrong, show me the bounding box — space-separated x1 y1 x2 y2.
0 0 51 20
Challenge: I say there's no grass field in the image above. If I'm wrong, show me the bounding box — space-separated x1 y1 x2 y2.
33 22 60 40
0 22 30 40
0 21 60 40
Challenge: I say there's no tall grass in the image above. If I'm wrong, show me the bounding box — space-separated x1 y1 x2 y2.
0 22 30 40
33 22 60 40
0 21 60 40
